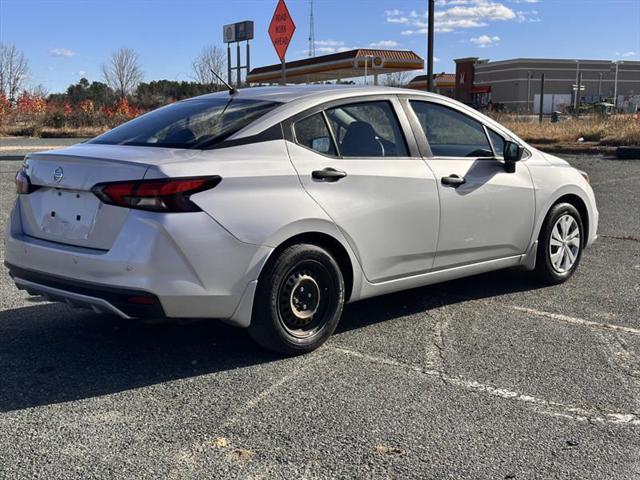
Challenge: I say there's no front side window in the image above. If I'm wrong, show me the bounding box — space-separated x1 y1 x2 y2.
91 98 280 149
294 113 337 156
488 128 506 157
325 101 408 157
410 101 493 158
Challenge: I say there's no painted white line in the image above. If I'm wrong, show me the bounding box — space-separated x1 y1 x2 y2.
222 351 324 428
508 306 640 337
331 345 640 426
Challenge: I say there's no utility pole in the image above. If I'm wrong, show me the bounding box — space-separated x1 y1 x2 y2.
308 0 316 57
538 73 545 123
427 0 435 92
598 72 603 99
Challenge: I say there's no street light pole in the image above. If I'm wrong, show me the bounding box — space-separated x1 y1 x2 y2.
613 61 621 111
427 0 435 92
526 71 532 114
573 60 579 112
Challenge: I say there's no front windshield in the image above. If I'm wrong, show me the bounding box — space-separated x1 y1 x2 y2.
90 98 280 149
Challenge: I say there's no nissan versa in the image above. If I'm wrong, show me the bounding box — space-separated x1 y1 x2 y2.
5 85 598 354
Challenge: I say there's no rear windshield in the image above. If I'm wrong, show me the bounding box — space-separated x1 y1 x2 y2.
90 98 280 149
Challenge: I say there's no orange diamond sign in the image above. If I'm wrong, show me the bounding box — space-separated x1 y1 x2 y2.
269 0 296 62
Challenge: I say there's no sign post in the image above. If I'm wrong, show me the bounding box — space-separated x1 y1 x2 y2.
223 21 254 88
269 0 296 85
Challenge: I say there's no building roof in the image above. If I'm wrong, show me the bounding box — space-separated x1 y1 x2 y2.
247 49 424 84
408 73 456 89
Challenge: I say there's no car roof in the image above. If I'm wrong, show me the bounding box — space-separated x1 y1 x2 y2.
194 84 438 104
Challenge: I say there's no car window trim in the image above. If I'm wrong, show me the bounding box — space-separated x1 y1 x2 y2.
283 94 421 160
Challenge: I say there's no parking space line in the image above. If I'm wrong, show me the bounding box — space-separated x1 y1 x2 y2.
331 345 640 427
446 293 640 338
507 306 640 336
221 350 326 429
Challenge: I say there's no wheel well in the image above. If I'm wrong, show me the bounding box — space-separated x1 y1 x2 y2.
266 232 354 301
552 194 589 245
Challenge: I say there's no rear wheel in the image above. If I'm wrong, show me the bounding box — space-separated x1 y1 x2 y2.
534 203 584 284
248 244 345 355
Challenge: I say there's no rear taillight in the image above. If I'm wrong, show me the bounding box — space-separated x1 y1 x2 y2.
15 169 39 194
91 176 221 212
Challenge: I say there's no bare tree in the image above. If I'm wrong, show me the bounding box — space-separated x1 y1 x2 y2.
192 45 227 86
101 47 143 98
381 71 413 88
0 43 30 103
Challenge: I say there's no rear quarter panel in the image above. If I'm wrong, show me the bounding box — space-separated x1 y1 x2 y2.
145 139 366 299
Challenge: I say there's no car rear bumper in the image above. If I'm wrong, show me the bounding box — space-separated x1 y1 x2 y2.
4 201 272 325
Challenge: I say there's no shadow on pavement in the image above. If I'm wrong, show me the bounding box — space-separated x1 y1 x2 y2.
0 269 546 412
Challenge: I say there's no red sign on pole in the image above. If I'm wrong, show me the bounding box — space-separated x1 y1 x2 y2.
269 0 296 62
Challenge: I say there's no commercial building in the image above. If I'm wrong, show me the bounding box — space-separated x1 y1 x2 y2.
455 57 640 113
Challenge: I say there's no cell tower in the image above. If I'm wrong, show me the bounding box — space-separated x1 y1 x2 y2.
308 0 316 57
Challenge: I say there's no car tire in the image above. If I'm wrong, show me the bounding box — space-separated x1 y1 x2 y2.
534 202 584 285
248 243 345 355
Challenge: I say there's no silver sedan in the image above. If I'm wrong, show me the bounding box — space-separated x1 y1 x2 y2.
5 85 598 354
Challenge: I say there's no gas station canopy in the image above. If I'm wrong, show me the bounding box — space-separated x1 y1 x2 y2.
246 48 424 84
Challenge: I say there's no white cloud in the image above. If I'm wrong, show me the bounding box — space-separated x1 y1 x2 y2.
470 35 501 47
386 0 525 35
73 70 87 77
387 16 410 24
369 40 400 48
313 40 351 54
49 48 77 58
620 51 637 58
511 0 539 3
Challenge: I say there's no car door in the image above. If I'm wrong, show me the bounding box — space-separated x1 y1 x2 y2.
284 96 440 283
406 98 535 270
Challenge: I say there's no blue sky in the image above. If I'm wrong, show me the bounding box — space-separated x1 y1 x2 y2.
1 0 639 93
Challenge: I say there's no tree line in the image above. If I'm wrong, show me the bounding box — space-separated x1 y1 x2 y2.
0 43 228 109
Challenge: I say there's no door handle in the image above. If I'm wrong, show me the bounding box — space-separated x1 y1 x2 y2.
441 174 466 187
312 168 347 182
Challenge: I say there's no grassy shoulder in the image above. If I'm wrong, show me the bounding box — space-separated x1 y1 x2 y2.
496 114 640 148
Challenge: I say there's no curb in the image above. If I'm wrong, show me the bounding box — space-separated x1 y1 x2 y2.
616 146 640 160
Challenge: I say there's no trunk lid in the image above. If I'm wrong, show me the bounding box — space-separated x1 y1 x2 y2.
20 144 201 250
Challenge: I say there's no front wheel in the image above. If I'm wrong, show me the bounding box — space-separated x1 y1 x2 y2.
248 244 345 355
534 203 584 284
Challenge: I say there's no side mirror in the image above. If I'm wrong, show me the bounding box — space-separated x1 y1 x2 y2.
503 141 524 173
311 136 332 154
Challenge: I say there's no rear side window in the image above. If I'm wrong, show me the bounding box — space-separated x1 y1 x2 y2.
410 101 493 158
294 113 337 156
90 98 280 149
325 101 408 157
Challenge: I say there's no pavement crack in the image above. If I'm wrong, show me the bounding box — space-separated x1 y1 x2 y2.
600 234 640 243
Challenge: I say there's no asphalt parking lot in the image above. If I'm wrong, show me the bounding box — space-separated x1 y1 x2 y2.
0 146 639 479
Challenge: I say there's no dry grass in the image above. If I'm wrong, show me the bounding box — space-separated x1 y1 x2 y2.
0 124 108 138
496 114 640 147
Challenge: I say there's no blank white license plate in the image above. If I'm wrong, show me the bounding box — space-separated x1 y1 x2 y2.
36 188 101 241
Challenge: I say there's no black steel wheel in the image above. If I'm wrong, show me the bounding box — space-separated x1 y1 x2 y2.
249 243 345 355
